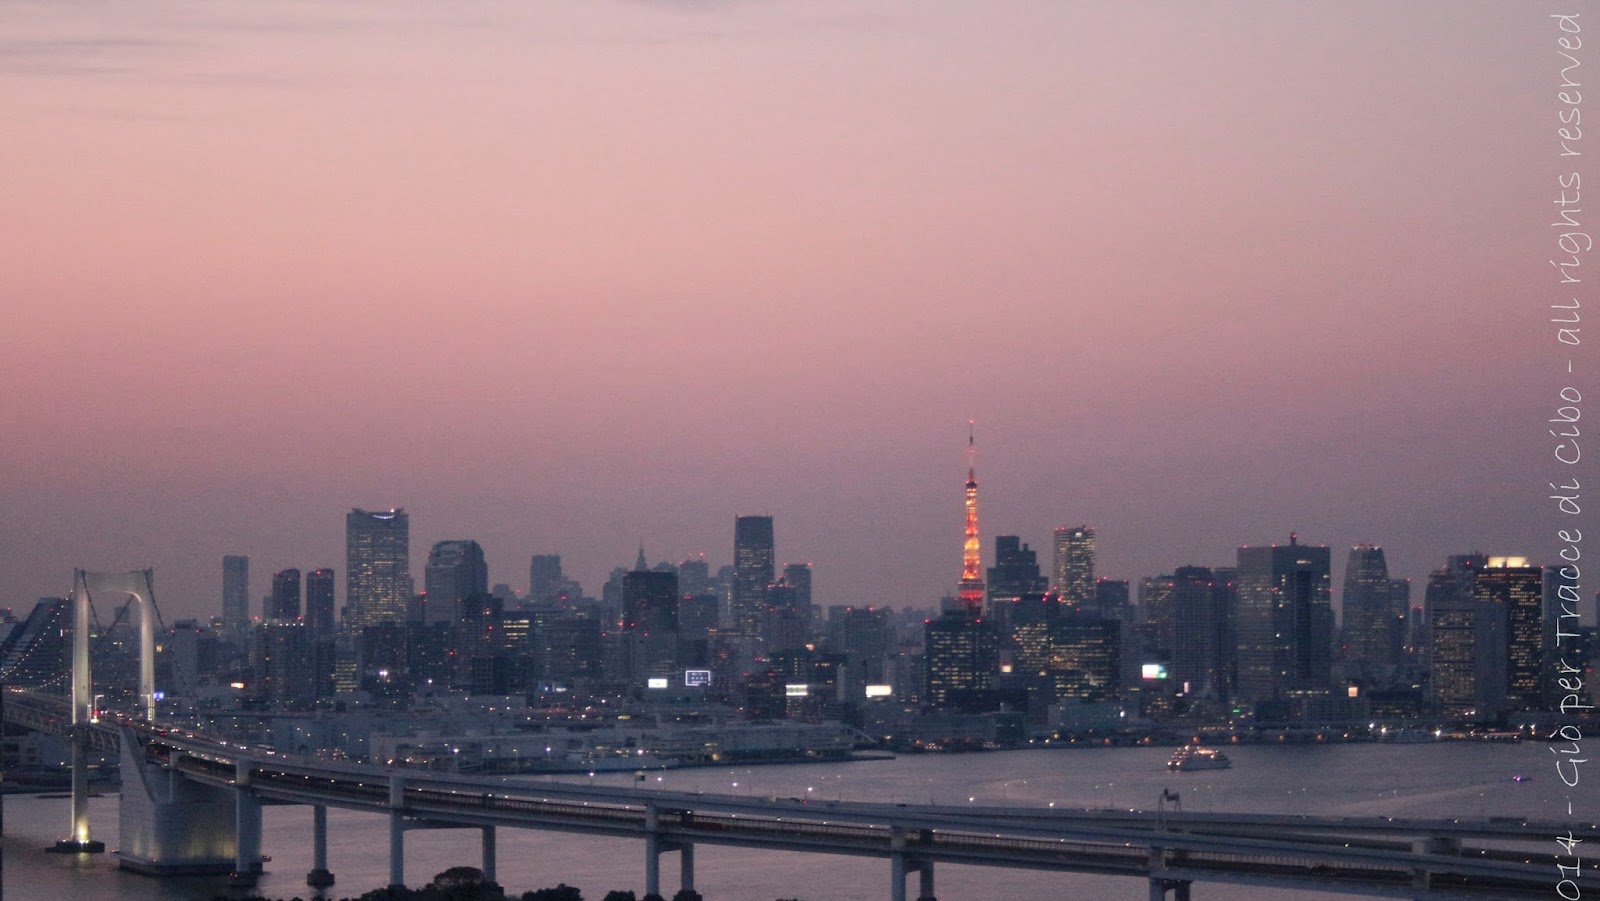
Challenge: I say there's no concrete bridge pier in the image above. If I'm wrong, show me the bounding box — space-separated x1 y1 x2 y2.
481 825 497 887
1148 878 1191 900
645 805 661 897
889 853 934 901
307 805 335 888
230 764 264 886
643 805 695 898
678 841 695 893
117 729 242 875
889 828 936 901
388 774 408 889
1410 834 1461 893
916 860 935 901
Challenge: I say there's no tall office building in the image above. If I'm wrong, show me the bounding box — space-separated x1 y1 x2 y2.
268 568 302 622
1390 578 1414 659
925 612 998 709
222 555 250 635
732 515 775 638
825 606 891 684
957 430 985 612
780 563 813 610
1341 545 1399 668
1235 535 1333 707
622 569 680 634
423 540 488 624
346 508 411 629
1426 556 1486 718
306 568 336 639
1169 566 1230 697
1052 527 1096 606
1476 558 1544 712
529 555 564 604
678 556 711 597
1092 578 1131 620
987 536 1049 605
1047 608 1122 703
254 622 315 709
1139 574 1178 656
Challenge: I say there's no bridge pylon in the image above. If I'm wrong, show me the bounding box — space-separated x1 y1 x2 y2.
52 569 159 854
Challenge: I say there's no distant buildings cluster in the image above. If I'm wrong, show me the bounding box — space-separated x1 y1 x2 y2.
0 452 1591 741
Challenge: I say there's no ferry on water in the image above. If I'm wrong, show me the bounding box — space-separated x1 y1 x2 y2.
1167 745 1232 771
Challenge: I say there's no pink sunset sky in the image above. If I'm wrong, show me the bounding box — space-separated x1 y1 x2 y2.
0 1 1584 620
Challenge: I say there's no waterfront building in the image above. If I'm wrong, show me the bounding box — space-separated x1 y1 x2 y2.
1235 535 1333 711
1342 545 1401 668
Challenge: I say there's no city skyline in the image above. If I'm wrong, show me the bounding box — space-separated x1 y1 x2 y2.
0 1 1574 621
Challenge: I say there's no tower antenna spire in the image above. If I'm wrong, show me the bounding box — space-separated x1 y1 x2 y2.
958 422 985 614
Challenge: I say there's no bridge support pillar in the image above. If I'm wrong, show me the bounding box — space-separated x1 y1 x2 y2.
1147 878 1189 900
55 573 103 854
307 805 334 888
231 787 262 885
481 825 497 887
1410 835 1460 893
51 724 103 853
644 804 662 898
679 842 695 893
389 813 406 889
389 774 407 889
889 853 933 901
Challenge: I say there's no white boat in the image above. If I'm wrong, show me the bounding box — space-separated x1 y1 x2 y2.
1167 745 1231 771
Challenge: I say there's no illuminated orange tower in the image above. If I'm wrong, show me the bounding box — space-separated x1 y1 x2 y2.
958 424 985 613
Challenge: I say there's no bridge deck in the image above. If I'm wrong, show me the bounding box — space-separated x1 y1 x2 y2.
7 689 1595 900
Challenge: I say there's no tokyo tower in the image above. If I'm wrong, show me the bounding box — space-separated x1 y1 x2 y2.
957 424 985 614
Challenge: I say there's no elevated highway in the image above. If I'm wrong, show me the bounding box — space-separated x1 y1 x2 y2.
6 688 1594 900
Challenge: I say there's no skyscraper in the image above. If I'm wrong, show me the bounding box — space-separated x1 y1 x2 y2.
1235 535 1333 708
925 612 998 709
1477 558 1544 712
1170 566 1229 698
269 568 302 622
529 555 563 604
987 536 1049 604
732 515 775 638
346 508 411 629
1426 555 1487 718
1052 527 1096 606
678 555 711 597
957 429 985 613
306 568 336 639
1341 545 1399 668
423 539 489 624
622 569 680 634
222 555 250 635
781 562 813 610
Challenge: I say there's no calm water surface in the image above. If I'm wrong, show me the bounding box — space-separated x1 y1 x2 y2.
0 742 1569 901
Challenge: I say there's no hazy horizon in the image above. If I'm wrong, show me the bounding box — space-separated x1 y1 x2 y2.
1 1 1578 621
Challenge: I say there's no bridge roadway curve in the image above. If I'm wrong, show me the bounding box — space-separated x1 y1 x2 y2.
138 723 1595 901
6 691 1595 900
